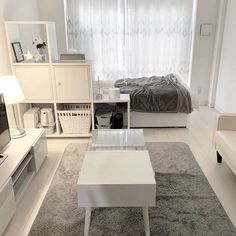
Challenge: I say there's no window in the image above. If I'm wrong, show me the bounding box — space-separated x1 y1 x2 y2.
65 0 194 83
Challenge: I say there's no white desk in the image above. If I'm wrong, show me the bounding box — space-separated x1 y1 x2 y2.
77 150 156 236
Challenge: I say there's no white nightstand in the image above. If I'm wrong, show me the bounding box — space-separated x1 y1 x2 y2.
92 94 130 129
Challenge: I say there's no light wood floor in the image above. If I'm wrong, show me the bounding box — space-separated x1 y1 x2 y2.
3 106 236 236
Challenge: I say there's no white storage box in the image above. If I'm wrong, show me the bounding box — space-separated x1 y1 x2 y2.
23 108 40 128
109 88 120 100
96 110 112 126
96 124 112 129
57 104 91 134
38 122 56 135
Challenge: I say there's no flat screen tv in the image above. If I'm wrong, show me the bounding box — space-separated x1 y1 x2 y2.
0 93 11 153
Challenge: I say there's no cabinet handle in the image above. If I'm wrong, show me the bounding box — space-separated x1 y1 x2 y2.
58 82 62 86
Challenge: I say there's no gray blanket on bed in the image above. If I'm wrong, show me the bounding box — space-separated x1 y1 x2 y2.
114 74 192 113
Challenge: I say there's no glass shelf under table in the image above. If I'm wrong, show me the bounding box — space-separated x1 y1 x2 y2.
88 129 145 151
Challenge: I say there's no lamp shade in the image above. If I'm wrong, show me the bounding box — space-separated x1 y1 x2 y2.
0 76 25 104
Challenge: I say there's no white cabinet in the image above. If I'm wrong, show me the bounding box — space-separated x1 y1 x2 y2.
13 66 53 101
0 129 47 235
54 66 90 101
11 63 92 138
0 178 16 236
33 132 48 172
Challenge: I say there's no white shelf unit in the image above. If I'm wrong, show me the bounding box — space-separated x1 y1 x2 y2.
5 21 58 64
5 21 93 138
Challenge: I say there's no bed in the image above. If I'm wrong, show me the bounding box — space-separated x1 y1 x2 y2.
114 74 199 128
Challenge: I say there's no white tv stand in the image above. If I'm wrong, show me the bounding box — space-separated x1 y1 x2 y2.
0 129 48 235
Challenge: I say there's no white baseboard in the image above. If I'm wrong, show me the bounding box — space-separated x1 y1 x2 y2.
214 104 225 113
199 101 208 106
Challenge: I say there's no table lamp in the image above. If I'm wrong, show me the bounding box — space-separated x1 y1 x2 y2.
0 75 26 138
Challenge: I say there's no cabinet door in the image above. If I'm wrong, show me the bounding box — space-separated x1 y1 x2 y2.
54 66 90 101
14 66 53 101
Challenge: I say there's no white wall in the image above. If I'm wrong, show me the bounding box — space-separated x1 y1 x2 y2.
215 0 236 113
4 0 39 20
190 0 220 104
0 0 13 127
38 0 67 54
1 0 40 127
0 0 10 76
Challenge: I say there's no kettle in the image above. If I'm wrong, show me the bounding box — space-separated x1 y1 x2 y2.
40 108 54 125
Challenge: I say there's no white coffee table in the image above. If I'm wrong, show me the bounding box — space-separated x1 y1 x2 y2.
77 150 156 236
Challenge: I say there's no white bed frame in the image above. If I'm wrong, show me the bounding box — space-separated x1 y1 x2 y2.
130 111 190 128
96 77 197 128
125 74 197 128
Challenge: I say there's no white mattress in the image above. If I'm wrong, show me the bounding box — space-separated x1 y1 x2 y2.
96 76 200 111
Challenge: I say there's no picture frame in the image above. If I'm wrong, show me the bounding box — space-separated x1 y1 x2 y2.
11 42 24 62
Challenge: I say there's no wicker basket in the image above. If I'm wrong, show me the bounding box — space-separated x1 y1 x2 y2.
57 104 91 134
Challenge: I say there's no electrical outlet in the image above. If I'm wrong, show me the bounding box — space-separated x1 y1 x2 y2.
197 87 202 95
200 24 213 37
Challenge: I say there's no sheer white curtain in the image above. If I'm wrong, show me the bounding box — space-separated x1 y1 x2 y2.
66 0 193 83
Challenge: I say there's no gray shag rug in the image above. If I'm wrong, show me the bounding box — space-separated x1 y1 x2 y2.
29 143 236 236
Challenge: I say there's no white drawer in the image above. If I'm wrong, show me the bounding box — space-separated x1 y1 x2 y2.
33 133 48 172
0 179 14 207
0 179 16 236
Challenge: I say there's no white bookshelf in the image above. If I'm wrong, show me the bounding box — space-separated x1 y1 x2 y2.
5 21 131 137
5 21 92 138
